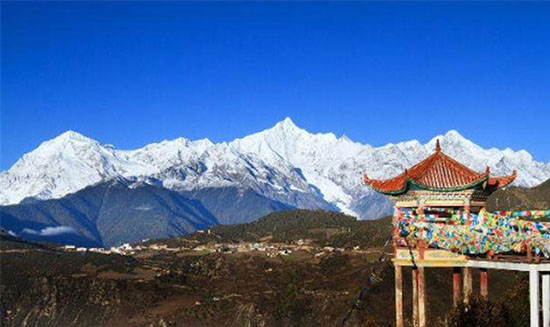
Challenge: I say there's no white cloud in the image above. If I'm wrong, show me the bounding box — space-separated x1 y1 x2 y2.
134 205 153 211
22 226 76 236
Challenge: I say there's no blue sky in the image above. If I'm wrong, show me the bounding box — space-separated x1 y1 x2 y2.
2 2 550 169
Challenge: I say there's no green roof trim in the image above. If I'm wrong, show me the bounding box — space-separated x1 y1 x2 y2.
369 176 488 195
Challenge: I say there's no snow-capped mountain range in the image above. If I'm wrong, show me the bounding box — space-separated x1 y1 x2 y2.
2 117 549 219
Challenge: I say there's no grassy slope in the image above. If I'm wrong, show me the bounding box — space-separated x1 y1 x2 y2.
157 209 392 249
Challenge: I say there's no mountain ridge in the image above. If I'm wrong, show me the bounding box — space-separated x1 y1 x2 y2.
2 118 549 220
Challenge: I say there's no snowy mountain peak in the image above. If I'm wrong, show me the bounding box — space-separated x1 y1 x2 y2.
426 130 475 152
19 131 103 166
56 130 87 139
340 134 352 142
51 130 97 145
444 129 463 138
429 129 466 143
1 121 549 219
268 117 307 136
277 116 299 128
194 138 214 147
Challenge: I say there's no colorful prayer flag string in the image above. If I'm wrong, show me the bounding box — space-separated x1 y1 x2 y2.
395 208 550 258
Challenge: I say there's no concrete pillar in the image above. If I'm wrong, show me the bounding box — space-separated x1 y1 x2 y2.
463 267 473 304
480 268 488 298
395 265 404 327
530 268 540 327
412 267 419 327
453 267 462 306
418 267 427 327
543 273 549 327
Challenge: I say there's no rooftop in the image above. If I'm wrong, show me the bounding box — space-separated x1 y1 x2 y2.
363 140 516 195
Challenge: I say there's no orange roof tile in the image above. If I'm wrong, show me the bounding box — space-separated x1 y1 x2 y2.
363 140 517 195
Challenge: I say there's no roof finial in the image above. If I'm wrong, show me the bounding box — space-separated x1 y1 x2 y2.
435 139 441 152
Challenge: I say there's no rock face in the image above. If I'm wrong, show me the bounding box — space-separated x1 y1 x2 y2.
1 118 549 224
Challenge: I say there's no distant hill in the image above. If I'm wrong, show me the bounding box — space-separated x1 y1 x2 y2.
3 176 547 248
181 186 296 225
0 179 218 247
486 178 550 211
163 209 392 249
0 229 50 251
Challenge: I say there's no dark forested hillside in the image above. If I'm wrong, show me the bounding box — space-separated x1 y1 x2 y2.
0 180 217 247
162 209 392 249
182 186 297 224
486 178 550 211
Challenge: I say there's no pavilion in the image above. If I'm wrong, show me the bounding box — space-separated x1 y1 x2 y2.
364 140 550 327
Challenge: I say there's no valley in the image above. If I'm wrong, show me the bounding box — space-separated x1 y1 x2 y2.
0 209 537 327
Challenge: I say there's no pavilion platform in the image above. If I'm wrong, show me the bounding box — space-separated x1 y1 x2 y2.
393 248 550 327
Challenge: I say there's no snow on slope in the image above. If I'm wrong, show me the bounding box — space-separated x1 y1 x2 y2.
0 131 155 205
2 118 549 219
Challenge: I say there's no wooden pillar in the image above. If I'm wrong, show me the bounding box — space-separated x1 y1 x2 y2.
453 267 462 306
530 268 540 327
464 200 470 219
480 268 488 298
463 267 473 304
418 267 427 327
543 273 549 327
395 265 404 327
412 267 419 327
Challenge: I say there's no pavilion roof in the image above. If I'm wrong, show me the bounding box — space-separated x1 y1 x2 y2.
363 140 517 195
